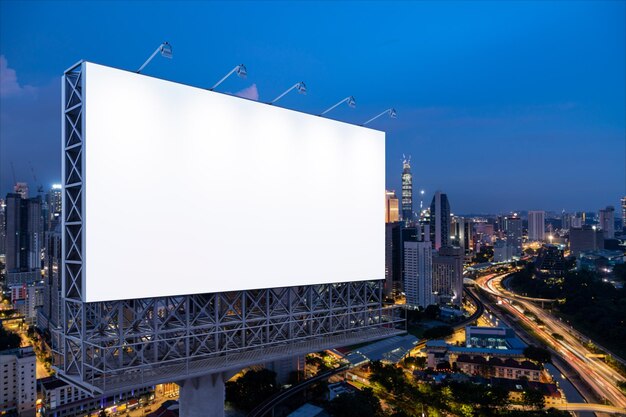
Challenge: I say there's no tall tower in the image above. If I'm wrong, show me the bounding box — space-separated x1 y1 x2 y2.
528 211 545 241
403 224 433 308
599 206 615 238
401 156 413 222
429 191 451 250
5 193 42 273
504 214 522 257
385 190 400 223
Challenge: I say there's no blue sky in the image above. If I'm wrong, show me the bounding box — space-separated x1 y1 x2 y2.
1 1 624 214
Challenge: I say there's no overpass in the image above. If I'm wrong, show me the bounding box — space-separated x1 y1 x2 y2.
550 403 626 414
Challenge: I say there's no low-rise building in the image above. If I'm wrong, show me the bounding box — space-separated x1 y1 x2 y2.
39 376 153 417
455 355 541 381
0 346 37 417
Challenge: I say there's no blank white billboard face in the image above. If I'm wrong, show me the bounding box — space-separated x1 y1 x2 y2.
80 62 385 302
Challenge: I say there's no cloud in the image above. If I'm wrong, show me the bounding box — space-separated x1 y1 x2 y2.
0 55 36 98
234 84 259 101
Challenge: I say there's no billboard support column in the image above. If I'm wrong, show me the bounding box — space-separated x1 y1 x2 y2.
177 371 233 417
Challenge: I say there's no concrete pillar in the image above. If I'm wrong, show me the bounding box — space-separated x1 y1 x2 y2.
267 355 305 385
178 371 233 417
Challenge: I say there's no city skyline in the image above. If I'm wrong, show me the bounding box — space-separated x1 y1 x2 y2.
1 1 624 213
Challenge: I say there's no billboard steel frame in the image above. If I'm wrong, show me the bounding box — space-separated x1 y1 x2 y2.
53 61 404 395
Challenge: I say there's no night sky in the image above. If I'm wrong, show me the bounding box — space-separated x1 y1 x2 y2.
1 1 624 214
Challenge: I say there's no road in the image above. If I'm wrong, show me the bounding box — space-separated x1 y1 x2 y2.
476 273 626 409
247 365 349 417
550 403 626 414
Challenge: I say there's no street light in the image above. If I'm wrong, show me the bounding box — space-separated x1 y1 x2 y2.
210 64 247 91
319 96 356 116
362 108 397 126
270 82 306 104
137 42 173 73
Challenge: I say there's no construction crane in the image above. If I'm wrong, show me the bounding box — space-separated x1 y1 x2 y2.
28 161 44 196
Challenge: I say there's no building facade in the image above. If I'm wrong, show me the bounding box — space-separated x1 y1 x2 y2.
569 225 604 256
598 206 615 239
5 193 43 283
429 191 451 251
401 158 413 222
432 246 463 306
385 190 399 223
504 214 522 257
0 347 37 417
528 211 545 241
403 225 434 308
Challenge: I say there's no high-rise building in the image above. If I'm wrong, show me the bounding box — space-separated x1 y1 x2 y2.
493 239 513 262
528 211 545 241
561 211 571 231
401 157 413 222
429 191 451 251
432 246 463 306
46 184 63 231
5 193 43 274
0 347 37 417
569 225 604 256
0 198 6 257
41 223 62 331
452 216 473 260
598 206 615 239
504 214 522 257
403 225 434 308
621 197 626 231
385 190 400 223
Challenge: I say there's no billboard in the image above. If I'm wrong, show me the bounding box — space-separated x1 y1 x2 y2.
78 62 385 302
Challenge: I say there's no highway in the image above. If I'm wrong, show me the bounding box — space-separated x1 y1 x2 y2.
476 273 626 409
550 403 626 414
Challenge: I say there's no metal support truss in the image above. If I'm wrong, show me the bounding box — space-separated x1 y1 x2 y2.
53 62 405 396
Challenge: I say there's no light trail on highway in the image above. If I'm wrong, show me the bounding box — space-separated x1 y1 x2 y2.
475 273 626 409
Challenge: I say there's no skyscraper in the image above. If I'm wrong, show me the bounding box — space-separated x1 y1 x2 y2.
46 184 63 231
451 216 473 260
598 206 615 238
429 191 451 251
385 190 399 223
504 214 522 257
401 157 413 222
621 197 626 231
528 211 545 241
5 193 43 274
432 246 463 306
0 199 6 257
403 225 434 308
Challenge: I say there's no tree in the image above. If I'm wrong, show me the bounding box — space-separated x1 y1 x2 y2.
0 326 21 350
424 305 440 320
328 387 383 417
369 361 408 394
522 388 545 410
225 369 279 411
524 346 551 364
423 325 454 340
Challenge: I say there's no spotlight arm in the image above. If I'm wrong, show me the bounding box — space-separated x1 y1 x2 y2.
320 96 356 116
137 42 172 73
270 82 306 104
211 64 246 91
362 108 396 126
